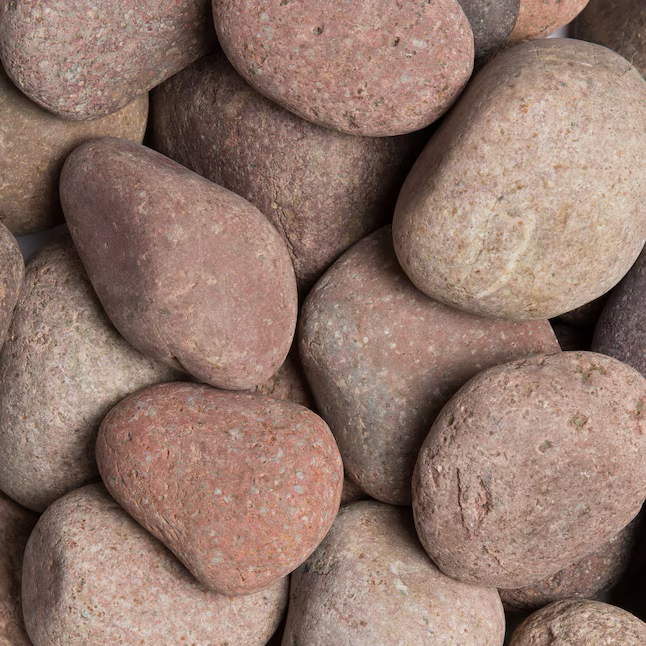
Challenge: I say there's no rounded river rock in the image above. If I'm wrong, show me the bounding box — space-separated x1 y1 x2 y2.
458 0 520 59
0 223 23 351
508 0 590 42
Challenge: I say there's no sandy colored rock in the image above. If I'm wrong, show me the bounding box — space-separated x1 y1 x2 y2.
0 491 36 646
509 599 646 645
151 51 427 293
61 138 297 390
96 382 343 596
413 352 646 588
458 0 519 59
0 0 215 119
213 0 474 136
22 484 287 646
500 516 641 611
509 0 589 42
300 227 559 505
283 501 505 645
393 39 646 321
0 223 23 352
0 67 147 236
0 238 181 512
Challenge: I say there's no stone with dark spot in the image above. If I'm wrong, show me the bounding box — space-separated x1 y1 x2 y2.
213 0 474 136
96 382 343 596
0 0 216 119
151 50 428 294
22 484 287 645
508 0 589 42
300 227 559 505
283 501 505 645
61 138 297 391
458 0 520 59
413 352 646 588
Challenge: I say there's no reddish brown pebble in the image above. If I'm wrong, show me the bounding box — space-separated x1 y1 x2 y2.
151 50 427 293
213 0 474 136
0 0 216 119
0 491 37 646
413 352 646 588
61 138 297 390
22 484 288 645
0 66 148 236
96 382 343 596
300 227 559 505
0 223 23 351
508 0 589 42
509 599 646 645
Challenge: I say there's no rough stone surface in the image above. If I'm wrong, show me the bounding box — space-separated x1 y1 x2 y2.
0 0 216 119
0 223 23 351
300 227 559 505
213 0 474 136
577 0 646 79
458 0 520 59
509 600 646 645
508 0 590 42
61 138 297 391
96 382 343 596
0 491 36 646
412 352 646 589
283 501 505 645
500 516 641 611
22 484 288 645
393 39 646 321
0 238 181 513
0 67 147 236
151 51 428 294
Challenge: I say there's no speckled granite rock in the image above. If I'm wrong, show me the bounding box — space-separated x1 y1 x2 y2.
0 238 181 512
213 0 474 136
458 0 519 59
0 67 147 236
508 0 589 42
96 382 343 596
283 501 505 645
151 51 427 293
22 484 287 645
61 138 297 390
300 227 559 505
393 39 646 321
0 223 23 351
0 491 37 646
413 352 646 588
509 600 646 645
0 0 215 119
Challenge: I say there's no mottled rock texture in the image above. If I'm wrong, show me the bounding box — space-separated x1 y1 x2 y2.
509 600 646 645
555 293 610 328
61 138 297 390
213 0 474 136
0 223 23 351
151 51 427 293
300 227 559 505
0 238 180 513
509 0 590 42
22 484 288 646
0 66 147 235
458 0 519 59
0 491 36 646
0 0 216 119
413 352 646 588
97 382 343 596
393 39 646 321
283 501 505 645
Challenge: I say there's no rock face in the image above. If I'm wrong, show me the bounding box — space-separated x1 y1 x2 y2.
508 0 590 42
151 51 427 294
0 223 23 350
412 352 646 589
0 0 216 119
458 0 520 59
300 227 559 505
60 138 298 390
0 66 148 235
96 382 343 596
393 39 646 321
0 238 181 512
283 502 505 645
22 484 288 646
213 0 474 136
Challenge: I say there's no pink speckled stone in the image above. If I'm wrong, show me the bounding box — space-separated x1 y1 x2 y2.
213 0 474 136
0 0 216 119
300 227 559 505
96 382 343 596
22 484 287 645
60 138 297 391
509 0 590 42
